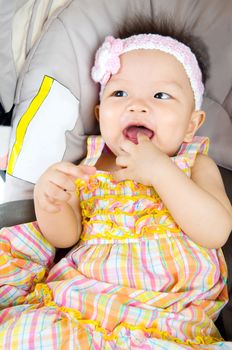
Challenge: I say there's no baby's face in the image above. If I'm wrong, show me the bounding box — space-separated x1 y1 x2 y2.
97 49 204 157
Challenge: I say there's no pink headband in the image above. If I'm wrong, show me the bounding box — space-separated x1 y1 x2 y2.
91 34 204 110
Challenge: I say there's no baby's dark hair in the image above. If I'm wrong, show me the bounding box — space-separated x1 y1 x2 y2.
117 16 210 84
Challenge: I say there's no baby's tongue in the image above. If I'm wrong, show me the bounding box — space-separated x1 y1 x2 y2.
125 126 154 144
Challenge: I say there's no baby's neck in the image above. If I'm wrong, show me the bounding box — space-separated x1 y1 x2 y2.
95 151 120 172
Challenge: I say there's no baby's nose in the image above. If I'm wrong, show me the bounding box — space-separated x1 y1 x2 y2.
127 100 149 113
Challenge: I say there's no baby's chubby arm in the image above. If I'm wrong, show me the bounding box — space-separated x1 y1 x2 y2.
114 133 232 249
34 162 96 248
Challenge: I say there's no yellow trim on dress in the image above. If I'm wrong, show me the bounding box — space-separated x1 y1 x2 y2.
36 283 223 345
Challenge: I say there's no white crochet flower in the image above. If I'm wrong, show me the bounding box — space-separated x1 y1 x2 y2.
91 36 123 86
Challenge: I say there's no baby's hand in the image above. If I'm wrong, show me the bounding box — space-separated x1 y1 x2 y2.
34 162 96 212
113 133 168 185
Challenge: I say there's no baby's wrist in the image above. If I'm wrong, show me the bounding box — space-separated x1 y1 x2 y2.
149 154 173 187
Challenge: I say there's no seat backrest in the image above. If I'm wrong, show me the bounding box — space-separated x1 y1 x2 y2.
0 0 70 113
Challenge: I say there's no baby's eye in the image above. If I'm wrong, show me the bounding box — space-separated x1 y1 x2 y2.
112 90 128 97
154 92 171 100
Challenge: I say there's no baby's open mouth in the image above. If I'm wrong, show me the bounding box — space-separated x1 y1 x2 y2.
123 125 154 144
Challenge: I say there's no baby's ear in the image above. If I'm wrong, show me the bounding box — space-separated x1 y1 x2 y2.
95 105 100 121
184 110 205 142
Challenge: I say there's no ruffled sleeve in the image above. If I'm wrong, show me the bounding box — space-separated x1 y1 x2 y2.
171 136 209 176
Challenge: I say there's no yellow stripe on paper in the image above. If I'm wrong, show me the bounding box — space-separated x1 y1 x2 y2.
7 76 54 175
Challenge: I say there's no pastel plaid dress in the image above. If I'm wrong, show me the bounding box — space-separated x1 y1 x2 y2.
0 135 230 349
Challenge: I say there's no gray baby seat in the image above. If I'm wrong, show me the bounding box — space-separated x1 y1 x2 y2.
0 0 232 340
